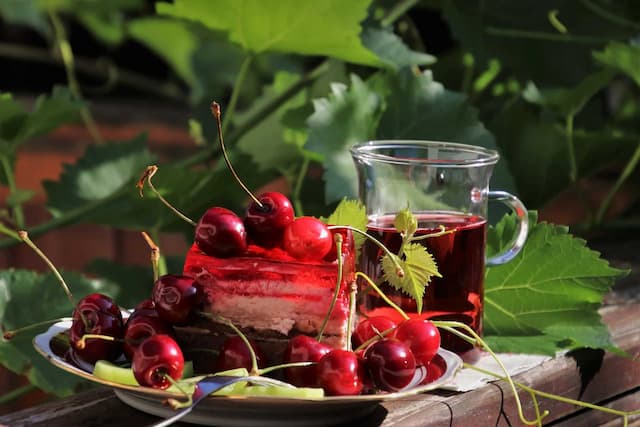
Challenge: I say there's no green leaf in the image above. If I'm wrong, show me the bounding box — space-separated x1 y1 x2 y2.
483 334 563 356
0 269 118 396
157 0 381 66
43 134 155 218
522 68 616 117
323 198 368 255
76 10 126 45
381 243 439 313
0 0 50 36
361 27 436 70
393 208 417 237
127 17 199 85
484 214 627 352
305 74 381 203
593 41 640 87
377 68 515 192
5 189 36 207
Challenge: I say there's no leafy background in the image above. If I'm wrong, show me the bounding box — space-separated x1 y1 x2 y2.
0 0 638 410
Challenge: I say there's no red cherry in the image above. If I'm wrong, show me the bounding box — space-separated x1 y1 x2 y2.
316 350 365 396
152 274 200 325
195 207 247 257
283 217 332 261
244 191 294 247
363 338 416 392
70 293 124 364
283 335 331 387
123 313 174 361
132 334 184 389
395 319 440 366
352 316 398 349
215 335 267 372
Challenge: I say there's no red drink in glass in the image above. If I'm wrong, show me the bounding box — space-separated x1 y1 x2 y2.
359 212 487 354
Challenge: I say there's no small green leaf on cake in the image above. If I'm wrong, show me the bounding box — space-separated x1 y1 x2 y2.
324 198 368 253
381 243 440 313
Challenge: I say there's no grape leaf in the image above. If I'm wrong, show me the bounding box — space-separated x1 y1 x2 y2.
484 213 627 353
43 134 155 218
157 0 381 66
361 27 436 70
127 17 199 85
593 41 640 87
305 74 382 203
382 243 440 314
0 0 50 36
323 198 368 256
394 208 417 237
0 269 118 396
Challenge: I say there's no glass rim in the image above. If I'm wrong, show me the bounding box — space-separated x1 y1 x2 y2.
350 140 500 167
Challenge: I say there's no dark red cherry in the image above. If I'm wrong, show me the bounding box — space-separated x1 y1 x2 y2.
395 319 440 366
132 334 184 389
123 314 174 361
152 275 199 325
244 191 294 247
283 335 331 387
364 338 416 392
352 316 398 349
195 207 247 257
215 335 267 372
70 293 124 364
283 217 332 261
316 349 365 396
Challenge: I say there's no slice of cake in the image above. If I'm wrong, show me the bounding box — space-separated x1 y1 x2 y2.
179 229 356 366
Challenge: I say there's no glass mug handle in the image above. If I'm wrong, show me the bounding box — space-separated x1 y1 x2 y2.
486 191 529 267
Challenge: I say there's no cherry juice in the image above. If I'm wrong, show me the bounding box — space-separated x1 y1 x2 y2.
360 212 487 354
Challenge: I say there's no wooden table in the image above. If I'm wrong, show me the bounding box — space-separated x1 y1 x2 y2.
1 236 639 427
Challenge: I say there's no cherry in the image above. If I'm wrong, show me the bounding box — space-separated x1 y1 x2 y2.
152 274 200 325
132 334 184 389
364 338 416 392
316 349 365 396
283 335 331 387
394 319 441 366
352 316 398 349
283 217 333 261
123 313 174 361
195 207 247 258
215 335 267 372
244 191 294 247
70 293 124 364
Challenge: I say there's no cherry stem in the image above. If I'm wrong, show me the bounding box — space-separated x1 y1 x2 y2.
210 101 263 208
205 313 260 376
141 231 160 282
3 317 68 340
164 374 194 410
346 280 357 353
137 165 197 227
17 231 77 307
76 333 115 350
353 326 397 353
316 233 343 342
409 225 455 241
258 361 313 376
355 272 410 321
328 225 404 278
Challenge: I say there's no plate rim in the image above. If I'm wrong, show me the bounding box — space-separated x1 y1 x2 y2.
33 317 463 403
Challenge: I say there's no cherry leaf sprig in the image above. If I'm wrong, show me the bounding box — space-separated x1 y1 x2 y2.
380 208 442 313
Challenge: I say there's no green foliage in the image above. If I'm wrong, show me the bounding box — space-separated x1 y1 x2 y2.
484 213 627 354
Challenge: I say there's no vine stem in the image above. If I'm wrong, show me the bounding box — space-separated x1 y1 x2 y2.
595 141 640 224
355 272 409 321
221 54 253 135
464 363 640 421
580 0 640 30
0 155 25 229
0 384 37 406
566 114 577 182
381 0 420 27
484 26 610 44
292 157 310 217
48 10 103 144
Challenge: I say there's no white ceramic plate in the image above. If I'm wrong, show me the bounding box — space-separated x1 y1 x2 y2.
34 318 462 426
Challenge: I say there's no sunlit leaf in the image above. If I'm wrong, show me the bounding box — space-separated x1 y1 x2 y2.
593 41 640 87
157 0 381 66
361 27 436 70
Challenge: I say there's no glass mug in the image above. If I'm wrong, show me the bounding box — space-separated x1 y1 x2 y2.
350 140 528 355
